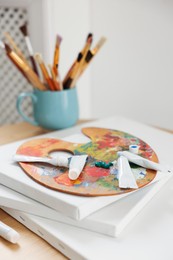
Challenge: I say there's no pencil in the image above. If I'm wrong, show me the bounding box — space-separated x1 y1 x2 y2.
4 32 29 66
35 53 56 91
53 35 62 77
5 44 46 91
19 23 39 76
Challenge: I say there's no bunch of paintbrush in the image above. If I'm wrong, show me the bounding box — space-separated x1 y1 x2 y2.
1 26 46 91
0 23 106 92
63 34 107 89
0 40 46 91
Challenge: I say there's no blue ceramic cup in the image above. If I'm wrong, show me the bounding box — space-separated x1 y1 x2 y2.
16 88 79 130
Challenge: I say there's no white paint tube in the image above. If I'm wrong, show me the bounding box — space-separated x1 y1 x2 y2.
69 155 88 180
13 154 88 180
13 154 69 167
117 151 172 173
0 221 20 244
118 155 138 189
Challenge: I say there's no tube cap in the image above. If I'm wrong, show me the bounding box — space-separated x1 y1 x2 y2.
5 229 20 244
129 144 139 154
68 168 80 180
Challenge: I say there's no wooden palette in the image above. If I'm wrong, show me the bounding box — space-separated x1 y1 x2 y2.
16 127 158 196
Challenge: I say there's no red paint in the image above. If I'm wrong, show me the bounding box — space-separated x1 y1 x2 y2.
85 165 109 177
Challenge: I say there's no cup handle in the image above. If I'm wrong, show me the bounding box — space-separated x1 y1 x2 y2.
16 92 38 126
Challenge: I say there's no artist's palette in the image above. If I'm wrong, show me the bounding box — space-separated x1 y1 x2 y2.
16 127 158 196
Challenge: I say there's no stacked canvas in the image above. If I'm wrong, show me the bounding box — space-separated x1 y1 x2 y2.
1 116 173 259
0 176 170 238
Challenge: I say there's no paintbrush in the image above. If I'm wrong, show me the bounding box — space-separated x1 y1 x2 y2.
53 35 62 77
88 36 106 57
63 33 93 89
19 23 39 76
63 52 83 89
63 62 76 89
0 40 30 83
35 53 56 91
4 44 46 91
80 33 93 57
79 36 107 78
48 64 62 91
4 32 29 66
70 33 93 88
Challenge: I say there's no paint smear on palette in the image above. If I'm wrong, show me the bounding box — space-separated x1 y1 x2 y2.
16 127 158 196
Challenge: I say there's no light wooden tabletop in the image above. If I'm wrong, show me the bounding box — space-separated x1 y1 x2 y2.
0 122 72 260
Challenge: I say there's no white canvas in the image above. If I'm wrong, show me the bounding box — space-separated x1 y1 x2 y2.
0 175 170 237
2 172 173 260
0 116 172 220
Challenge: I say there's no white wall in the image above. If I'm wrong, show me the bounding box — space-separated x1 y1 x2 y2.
90 0 173 129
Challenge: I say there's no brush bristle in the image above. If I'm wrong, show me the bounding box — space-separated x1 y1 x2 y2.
35 53 42 64
56 35 62 45
87 33 93 39
4 43 11 53
77 52 83 62
86 33 93 45
20 23 28 36
97 37 107 48
0 40 5 49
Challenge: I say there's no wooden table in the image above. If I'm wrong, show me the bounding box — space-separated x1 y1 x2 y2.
0 121 81 260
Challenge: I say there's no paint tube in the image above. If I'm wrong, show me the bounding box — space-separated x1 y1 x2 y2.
129 144 139 154
118 155 138 189
0 221 20 244
68 155 88 180
13 154 69 167
117 151 172 173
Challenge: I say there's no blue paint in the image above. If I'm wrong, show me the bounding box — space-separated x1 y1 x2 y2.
82 182 89 187
140 171 145 176
131 145 138 148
